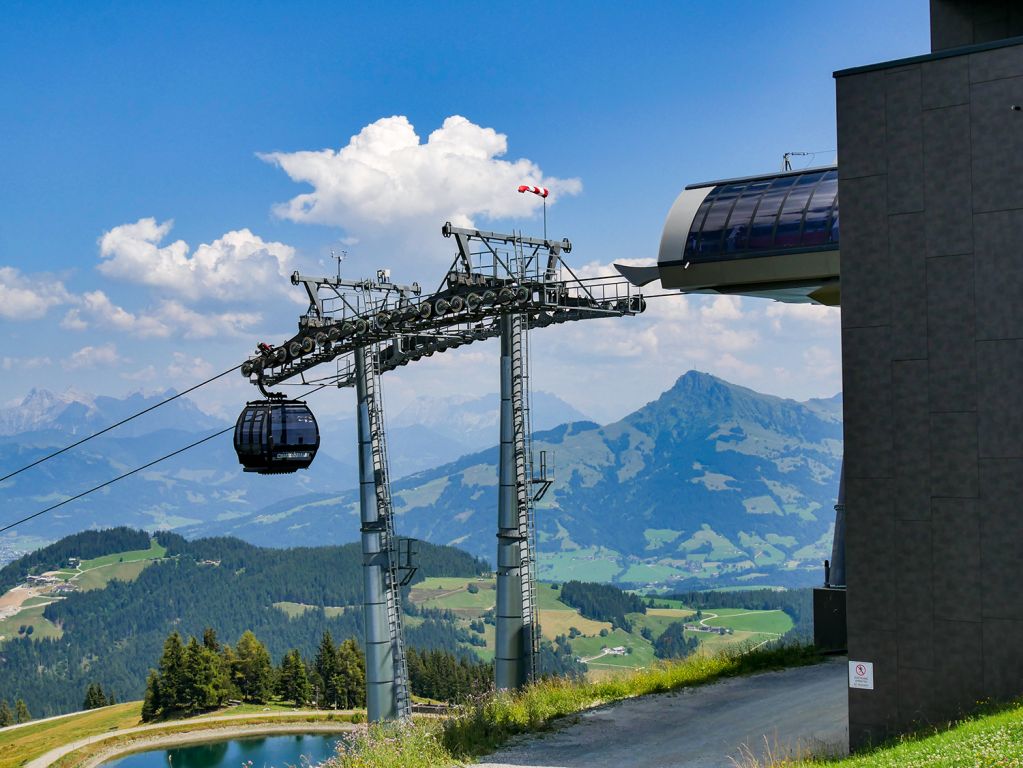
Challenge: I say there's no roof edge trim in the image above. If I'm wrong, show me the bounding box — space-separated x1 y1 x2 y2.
684 165 838 191
834 34 1023 78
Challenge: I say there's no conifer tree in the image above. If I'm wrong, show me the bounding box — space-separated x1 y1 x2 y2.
141 671 161 722
0 701 12 727
314 631 338 707
234 630 273 703
184 636 222 713
14 699 30 724
277 649 311 706
158 632 187 713
82 683 107 710
202 627 219 652
334 638 366 708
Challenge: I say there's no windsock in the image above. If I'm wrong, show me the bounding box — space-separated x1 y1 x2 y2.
517 185 549 198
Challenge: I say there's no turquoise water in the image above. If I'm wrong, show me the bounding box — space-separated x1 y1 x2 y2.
102 733 345 768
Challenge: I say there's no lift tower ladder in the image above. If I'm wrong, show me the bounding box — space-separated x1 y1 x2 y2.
367 347 411 719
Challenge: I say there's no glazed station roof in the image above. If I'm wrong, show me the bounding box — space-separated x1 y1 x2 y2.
617 166 841 306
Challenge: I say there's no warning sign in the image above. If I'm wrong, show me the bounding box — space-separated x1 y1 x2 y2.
849 660 874 690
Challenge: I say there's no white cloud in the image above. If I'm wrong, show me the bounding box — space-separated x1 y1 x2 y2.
98 219 297 302
153 300 261 339
260 115 582 231
764 301 840 334
0 267 72 320
63 343 121 370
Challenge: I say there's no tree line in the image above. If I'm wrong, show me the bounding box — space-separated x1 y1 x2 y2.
652 621 699 660
0 528 490 718
141 628 370 720
0 699 30 726
558 581 646 631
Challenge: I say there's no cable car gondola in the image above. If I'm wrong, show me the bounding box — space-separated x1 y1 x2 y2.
234 398 320 474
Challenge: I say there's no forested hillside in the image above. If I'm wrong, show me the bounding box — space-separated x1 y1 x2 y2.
0 529 488 718
0 527 150 593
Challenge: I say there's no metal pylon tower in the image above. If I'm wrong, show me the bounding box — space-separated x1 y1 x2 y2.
496 308 546 688
355 345 411 721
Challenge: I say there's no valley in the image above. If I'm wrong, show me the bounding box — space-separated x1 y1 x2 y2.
407 575 794 677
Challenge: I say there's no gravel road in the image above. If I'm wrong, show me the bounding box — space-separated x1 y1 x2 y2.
473 657 848 768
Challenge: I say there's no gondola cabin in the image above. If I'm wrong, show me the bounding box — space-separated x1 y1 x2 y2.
616 166 840 306
234 399 320 474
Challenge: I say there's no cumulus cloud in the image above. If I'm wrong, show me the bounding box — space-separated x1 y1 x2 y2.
63 343 121 370
260 115 582 230
153 300 261 339
98 219 297 302
0 267 72 320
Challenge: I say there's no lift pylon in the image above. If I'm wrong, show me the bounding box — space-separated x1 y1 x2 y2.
237 222 645 703
355 345 411 721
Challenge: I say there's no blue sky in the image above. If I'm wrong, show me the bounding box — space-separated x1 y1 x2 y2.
0 1 929 422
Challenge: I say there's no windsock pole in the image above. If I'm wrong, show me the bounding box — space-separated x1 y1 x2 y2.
517 185 550 240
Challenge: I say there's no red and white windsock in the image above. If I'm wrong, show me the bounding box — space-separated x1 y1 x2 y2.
518 184 549 198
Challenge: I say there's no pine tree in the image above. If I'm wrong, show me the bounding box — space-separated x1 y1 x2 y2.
202 627 219 652
314 631 338 707
0 701 12 727
82 683 107 710
334 638 366 708
233 631 273 703
141 670 161 722
14 699 30 724
183 637 222 714
157 632 187 713
277 649 311 706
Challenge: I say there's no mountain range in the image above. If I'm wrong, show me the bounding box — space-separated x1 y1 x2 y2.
0 372 843 588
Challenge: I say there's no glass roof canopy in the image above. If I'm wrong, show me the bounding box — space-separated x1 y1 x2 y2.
685 168 838 263
617 166 841 306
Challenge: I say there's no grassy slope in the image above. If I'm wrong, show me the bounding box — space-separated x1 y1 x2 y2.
0 702 143 768
409 577 792 675
0 540 167 644
787 701 1023 767
330 644 821 767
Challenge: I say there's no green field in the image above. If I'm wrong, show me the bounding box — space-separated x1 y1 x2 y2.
702 609 792 635
0 539 169 645
406 575 791 678
78 539 166 570
0 604 62 642
273 601 349 618
76 559 153 591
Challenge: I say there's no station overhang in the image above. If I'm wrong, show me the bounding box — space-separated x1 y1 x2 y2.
617 166 840 306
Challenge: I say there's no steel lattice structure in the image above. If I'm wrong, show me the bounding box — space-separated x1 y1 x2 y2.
240 223 645 720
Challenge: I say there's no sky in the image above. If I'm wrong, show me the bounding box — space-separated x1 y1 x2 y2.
0 1 930 424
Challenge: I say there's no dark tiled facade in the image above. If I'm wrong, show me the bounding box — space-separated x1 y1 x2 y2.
837 27 1023 748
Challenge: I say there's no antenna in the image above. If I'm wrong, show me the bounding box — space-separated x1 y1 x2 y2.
332 248 347 280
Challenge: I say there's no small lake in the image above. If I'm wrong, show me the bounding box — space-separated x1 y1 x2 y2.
102 733 345 768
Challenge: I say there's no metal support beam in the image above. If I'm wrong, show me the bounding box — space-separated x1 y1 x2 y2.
355 347 410 721
496 315 527 690
829 461 846 587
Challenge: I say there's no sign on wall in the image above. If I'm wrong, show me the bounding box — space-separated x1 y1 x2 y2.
849 661 874 690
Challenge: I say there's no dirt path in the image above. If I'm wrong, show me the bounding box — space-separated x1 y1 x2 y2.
472 657 848 768
24 710 356 768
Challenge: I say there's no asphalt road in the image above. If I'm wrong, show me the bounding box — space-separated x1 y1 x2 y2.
473 657 848 768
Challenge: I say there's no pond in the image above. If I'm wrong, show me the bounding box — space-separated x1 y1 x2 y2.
102 733 345 768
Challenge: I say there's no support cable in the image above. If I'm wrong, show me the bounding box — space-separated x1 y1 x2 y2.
0 381 329 535
0 364 242 484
